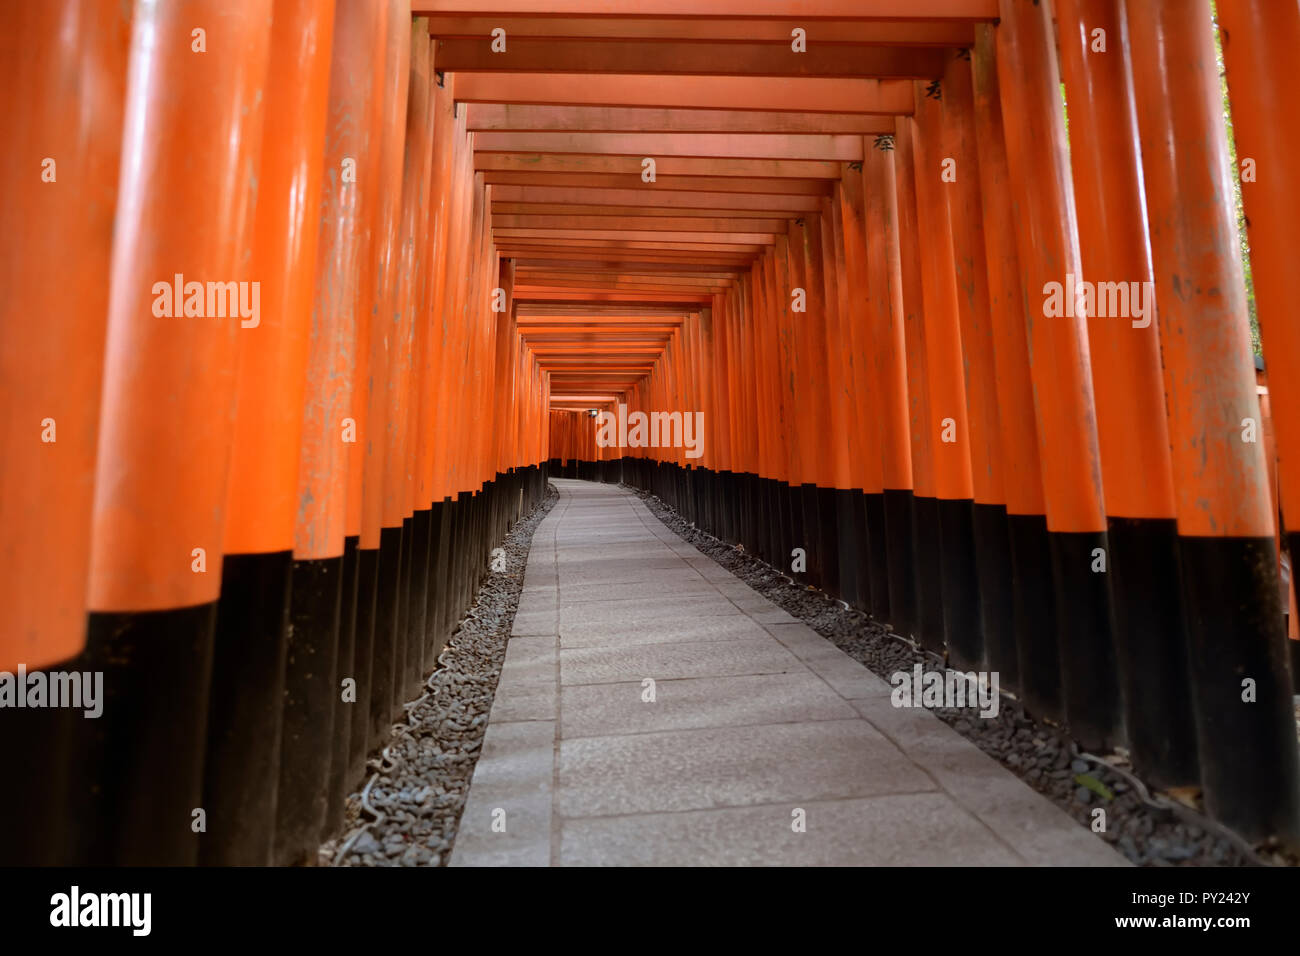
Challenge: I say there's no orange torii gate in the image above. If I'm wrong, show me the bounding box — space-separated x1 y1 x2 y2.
1 0 1298 867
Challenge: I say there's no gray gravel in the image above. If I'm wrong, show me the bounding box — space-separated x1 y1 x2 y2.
630 485 1298 868
320 483 558 867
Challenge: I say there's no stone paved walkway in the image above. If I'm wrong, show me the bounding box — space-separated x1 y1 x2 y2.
450 479 1126 867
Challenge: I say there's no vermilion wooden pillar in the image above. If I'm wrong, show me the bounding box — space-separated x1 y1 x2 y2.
813 203 851 599
792 216 837 592
762 241 796 572
863 138 918 638
205 0 336 866
363 0 412 755
341 0 397 796
1128 0 1300 843
748 264 764 561
940 51 1013 679
1218 0 1300 692
909 84 982 670
736 276 766 557
390 21 436 710
421 72 457 671
972 22 1055 718
0 0 130 866
837 171 890 616
427 91 472 659
893 122 942 653
1056 0 1196 789
78 0 273 866
996 0 1121 750
277 0 391 867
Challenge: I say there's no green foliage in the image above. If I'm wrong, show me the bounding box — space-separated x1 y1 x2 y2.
1212 3 1262 354
1060 81 1069 143
1074 773 1116 802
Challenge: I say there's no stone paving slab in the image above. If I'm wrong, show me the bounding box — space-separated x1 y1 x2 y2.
849 696 1128 867
558 565 702 587
558 593 741 628
559 672 856 738
559 613 770 649
557 719 936 817
560 637 802 685
559 794 1025 867
449 721 554 868
452 479 1128 868
558 577 720 604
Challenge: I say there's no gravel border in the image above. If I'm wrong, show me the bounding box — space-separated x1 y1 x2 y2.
629 485 1298 868
320 483 559 867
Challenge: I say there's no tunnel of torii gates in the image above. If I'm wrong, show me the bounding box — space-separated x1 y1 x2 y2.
2 0 1299 867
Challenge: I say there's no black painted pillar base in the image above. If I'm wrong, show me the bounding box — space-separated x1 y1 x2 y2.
695 467 705 528
911 495 945 654
689 466 703 529
275 555 341 866
725 470 741 544
406 510 432 701
735 472 750 552
0 683 74 864
68 605 217 866
768 477 785 566
326 535 361 840
368 524 402 751
1180 535 1300 844
1289 529 1300 695
424 500 445 657
723 470 734 545
1107 517 1198 788
972 503 1016 690
453 490 473 624
883 488 918 637
1049 530 1123 753
430 499 454 655
740 472 753 550
704 467 716 534
766 479 783 572
391 516 411 721
1007 513 1064 724
783 482 803 579
469 488 485 610
938 497 983 671
710 468 724 536
717 469 727 538
202 549 292 866
863 492 889 621
799 483 824 589
701 467 714 531
749 475 762 561
835 488 863 609
349 545 379 787
815 486 840 597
